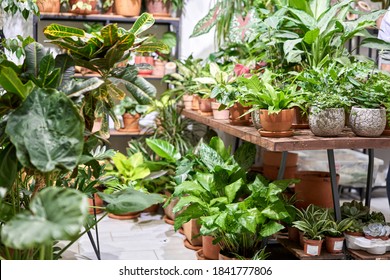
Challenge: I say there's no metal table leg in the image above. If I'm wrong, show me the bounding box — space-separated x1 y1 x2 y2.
277 151 288 180
365 149 375 208
327 149 341 221
86 197 101 260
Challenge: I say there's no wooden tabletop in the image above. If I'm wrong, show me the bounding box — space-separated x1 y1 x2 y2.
182 109 390 152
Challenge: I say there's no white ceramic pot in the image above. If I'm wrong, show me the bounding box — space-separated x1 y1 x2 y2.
309 107 345 137
349 107 386 137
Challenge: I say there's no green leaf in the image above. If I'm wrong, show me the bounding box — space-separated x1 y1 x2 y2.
43 24 85 40
63 77 104 99
0 144 18 189
145 138 181 163
209 136 231 161
0 66 34 100
101 24 119 46
233 142 256 171
24 42 49 78
259 220 285 237
1 188 89 250
303 28 319 44
173 196 206 213
174 204 204 231
360 37 390 51
191 4 220 38
99 188 163 215
224 179 243 203
5 88 84 172
198 143 226 171
135 41 169 53
129 13 155 36
173 181 207 197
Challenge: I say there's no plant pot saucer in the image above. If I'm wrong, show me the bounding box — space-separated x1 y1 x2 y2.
178 227 185 235
150 12 171 17
196 249 212 260
108 212 140 220
163 214 174 225
183 238 202 251
381 129 390 136
258 129 294 138
291 123 309 129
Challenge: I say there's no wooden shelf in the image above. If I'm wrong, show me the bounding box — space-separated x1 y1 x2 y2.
182 109 390 152
109 129 153 137
74 73 164 80
276 234 346 260
347 249 390 260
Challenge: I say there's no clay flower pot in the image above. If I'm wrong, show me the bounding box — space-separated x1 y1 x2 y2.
191 94 200 111
145 0 171 17
202 235 220 260
37 0 60 13
211 101 229 120
325 236 345 254
115 0 141 16
228 102 251 126
182 94 193 110
259 108 294 137
121 113 141 132
303 238 324 256
198 98 213 116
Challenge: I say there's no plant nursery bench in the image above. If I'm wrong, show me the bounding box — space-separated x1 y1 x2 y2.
182 109 390 222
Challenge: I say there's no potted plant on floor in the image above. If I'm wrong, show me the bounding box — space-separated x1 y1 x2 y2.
292 205 331 256
238 69 306 137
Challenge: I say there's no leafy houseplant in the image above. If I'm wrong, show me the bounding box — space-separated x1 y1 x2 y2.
114 96 149 132
323 215 353 254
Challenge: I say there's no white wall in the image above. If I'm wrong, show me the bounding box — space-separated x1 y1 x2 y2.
179 0 216 59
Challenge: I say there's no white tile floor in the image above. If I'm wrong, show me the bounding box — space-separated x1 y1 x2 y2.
61 189 390 260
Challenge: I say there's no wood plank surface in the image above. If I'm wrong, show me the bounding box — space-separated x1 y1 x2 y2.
182 109 390 151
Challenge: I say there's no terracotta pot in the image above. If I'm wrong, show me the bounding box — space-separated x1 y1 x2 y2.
309 107 345 137
191 94 200 111
198 98 213 116
69 0 98 14
299 230 304 247
145 0 171 17
228 103 251 126
108 212 141 220
135 55 154 76
88 193 104 214
262 151 298 180
294 171 340 209
152 60 166 76
345 231 364 237
143 203 160 214
37 0 60 13
288 226 300 243
183 219 202 246
163 190 179 221
211 102 229 120
115 0 141 16
259 108 294 132
349 107 386 137
182 94 193 110
219 252 238 260
325 236 345 254
292 106 309 129
303 239 324 256
262 165 297 181
202 235 220 260
121 113 141 132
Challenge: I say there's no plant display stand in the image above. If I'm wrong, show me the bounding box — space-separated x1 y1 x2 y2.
182 109 390 221
276 234 346 260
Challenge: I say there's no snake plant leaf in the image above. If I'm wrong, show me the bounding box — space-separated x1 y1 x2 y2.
145 138 181 163
0 66 34 101
5 88 84 172
1 187 89 250
43 23 85 40
191 4 220 38
129 12 155 36
98 188 163 215
0 144 18 189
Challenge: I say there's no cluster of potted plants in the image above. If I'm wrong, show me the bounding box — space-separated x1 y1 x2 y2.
164 0 390 138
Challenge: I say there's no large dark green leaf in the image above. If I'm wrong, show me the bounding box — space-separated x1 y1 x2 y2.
5 88 84 172
24 42 49 78
198 142 226 171
0 144 18 189
208 136 231 161
1 187 89 250
233 142 256 171
98 188 163 214
55 54 75 89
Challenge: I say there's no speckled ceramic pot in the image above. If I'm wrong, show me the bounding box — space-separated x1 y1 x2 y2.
349 107 386 137
309 107 345 137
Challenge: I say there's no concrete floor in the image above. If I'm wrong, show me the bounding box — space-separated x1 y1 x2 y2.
60 188 390 260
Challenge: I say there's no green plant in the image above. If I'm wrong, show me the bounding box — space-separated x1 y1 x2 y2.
114 96 149 116
324 217 354 237
71 0 93 11
340 200 370 221
292 204 331 240
1 0 39 19
238 69 305 114
102 0 114 12
362 223 390 238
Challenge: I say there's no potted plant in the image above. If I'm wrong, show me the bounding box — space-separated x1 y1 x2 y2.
238 69 305 137
323 215 354 254
114 96 149 132
69 0 98 14
115 0 142 16
37 0 61 13
145 0 184 17
102 0 114 14
362 223 390 240
348 70 389 137
292 205 331 256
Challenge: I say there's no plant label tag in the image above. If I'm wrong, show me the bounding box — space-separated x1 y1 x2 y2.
307 245 320 256
334 241 344 251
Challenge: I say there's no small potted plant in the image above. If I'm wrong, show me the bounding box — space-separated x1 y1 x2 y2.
145 0 185 17
114 96 149 133
362 223 390 240
238 69 306 137
323 215 353 254
292 205 331 256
